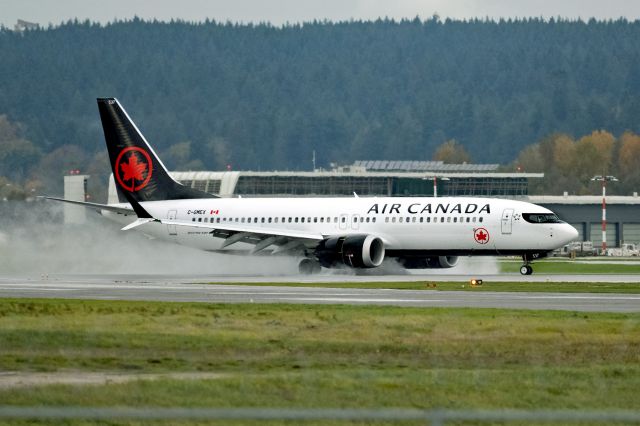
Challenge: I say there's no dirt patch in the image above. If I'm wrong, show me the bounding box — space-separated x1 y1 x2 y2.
0 371 227 388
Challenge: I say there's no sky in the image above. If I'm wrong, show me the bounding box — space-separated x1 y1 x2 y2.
1 0 640 28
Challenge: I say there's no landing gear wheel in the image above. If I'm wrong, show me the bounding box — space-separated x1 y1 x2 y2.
520 265 533 275
298 258 321 275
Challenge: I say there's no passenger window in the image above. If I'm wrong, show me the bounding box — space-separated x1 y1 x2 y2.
334 217 338 223
399 217 403 223
466 217 470 223
366 217 370 223
453 217 457 223
472 217 476 223
341 217 346 223
392 217 396 223
427 217 430 223
192 218 196 222
440 217 445 223
295 217 299 223
372 217 376 223
198 218 202 222
314 218 318 223
385 217 389 223
479 217 483 223
268 218 272 223
447 217 451 223
216 218 220 223
360 217 364 223
419 217 423 223
288 217 292 223
241 218 245 223
412 217 416 223
274 218 278 223
301 217 305 223
320 217 324 223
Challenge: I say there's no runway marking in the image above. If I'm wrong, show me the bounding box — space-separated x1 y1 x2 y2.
277 297 445 303
0 278 639 312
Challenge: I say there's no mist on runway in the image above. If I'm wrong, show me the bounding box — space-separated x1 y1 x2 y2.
0 202 298 275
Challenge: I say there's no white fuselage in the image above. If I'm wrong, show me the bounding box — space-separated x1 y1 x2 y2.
103 196 579 255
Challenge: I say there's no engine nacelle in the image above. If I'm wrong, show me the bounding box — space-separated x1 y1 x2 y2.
315 235 385 268
399 255 459 269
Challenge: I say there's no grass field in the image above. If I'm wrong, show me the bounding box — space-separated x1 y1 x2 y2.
0 298 639 424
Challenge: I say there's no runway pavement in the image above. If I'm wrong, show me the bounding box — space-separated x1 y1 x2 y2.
0 274 639 312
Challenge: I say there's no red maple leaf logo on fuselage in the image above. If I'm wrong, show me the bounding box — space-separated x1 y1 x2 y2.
474 228 490 244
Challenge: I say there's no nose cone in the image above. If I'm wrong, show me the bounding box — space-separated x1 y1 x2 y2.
560 223 579 245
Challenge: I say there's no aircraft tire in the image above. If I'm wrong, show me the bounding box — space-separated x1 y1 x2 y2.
299 258 320 275
520 265 533 275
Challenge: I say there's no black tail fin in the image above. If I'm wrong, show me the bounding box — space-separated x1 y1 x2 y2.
97 98 213 202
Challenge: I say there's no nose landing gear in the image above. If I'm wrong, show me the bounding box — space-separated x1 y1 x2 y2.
520 254 534 275
519 264 533 275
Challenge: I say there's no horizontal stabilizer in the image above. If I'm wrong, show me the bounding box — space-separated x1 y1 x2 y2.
42 196 134 215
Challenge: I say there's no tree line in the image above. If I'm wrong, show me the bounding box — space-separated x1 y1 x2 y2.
0 17 639 199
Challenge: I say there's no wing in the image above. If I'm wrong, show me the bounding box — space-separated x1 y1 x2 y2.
119 190 324 255
162 219 324 254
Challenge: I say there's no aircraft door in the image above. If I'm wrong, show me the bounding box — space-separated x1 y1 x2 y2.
501 208 514 234
351 214 360 230
339 214 348 230
167 210 178 236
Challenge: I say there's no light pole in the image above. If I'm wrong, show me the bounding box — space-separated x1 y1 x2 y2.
423 176 450 197
590 175 618 254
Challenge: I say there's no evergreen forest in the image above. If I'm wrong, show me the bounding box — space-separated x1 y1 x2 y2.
1 17 639 199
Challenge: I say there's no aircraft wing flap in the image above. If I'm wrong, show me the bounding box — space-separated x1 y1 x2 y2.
160 219 324 241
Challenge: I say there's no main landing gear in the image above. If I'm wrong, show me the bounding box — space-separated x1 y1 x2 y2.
520 255 533 275
298 258 322 275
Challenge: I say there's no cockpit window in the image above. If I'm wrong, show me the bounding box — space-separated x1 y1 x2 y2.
523 213 561 224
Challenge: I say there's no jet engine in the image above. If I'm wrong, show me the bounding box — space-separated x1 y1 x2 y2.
398 256 459 269
315 235 385 268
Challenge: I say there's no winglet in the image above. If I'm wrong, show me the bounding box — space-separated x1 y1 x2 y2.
121 218 155 231
119 190 161 231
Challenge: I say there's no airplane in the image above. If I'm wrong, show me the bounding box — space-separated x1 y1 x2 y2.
47 98 579 275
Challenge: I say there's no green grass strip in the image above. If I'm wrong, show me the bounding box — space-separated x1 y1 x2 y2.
0 299 638 412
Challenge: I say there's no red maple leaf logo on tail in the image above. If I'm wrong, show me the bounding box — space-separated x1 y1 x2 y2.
120 154 147 183
114 147 153 192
